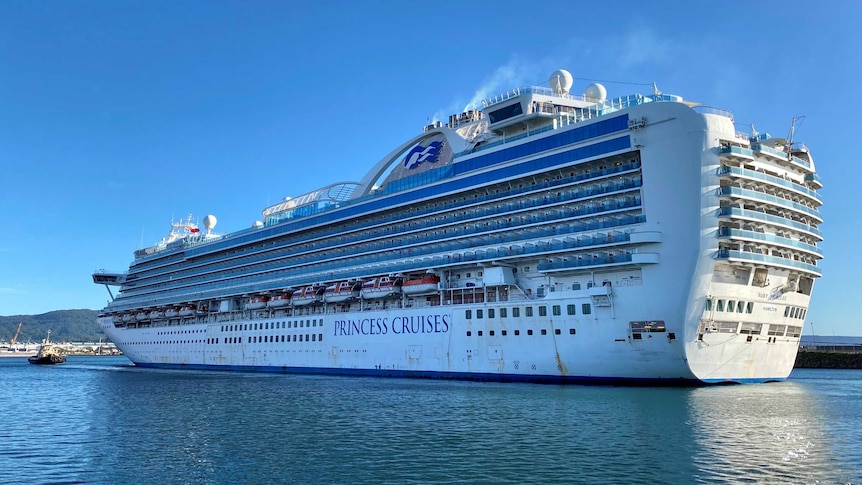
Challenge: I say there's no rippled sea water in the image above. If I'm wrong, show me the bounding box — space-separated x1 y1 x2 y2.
0 357 859 484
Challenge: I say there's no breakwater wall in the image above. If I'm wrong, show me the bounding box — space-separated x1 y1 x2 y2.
795 351 862 369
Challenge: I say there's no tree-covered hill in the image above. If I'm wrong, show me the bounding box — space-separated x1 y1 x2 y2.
0 310 104 343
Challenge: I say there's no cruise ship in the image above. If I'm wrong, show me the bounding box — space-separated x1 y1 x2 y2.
93 70 823 384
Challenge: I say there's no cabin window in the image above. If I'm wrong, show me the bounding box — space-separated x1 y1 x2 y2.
467 331 472 337
552 305 561 316
526 307 534 317
488 309 495 318
501 330 507 336
555 329 561 335
572 283 581 290
465 310 472 319
512 308 520 318
541 329 547 335
500 308 508 318
527 329 534 335
582 304 592 315
478 331 483 336
567 304 576 315
569 329 576 335
514 330 520 336
539 306 547 317
489 330 495 336
705 299 713 312
717 300 725 312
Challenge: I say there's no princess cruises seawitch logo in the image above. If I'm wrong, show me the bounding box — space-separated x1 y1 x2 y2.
402 141 443 170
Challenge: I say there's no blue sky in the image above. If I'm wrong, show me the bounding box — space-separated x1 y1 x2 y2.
0 1 858 336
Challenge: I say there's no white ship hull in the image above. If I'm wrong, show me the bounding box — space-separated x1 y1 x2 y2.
94 71 823 384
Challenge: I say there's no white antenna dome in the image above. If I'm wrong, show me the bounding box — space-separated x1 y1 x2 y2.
549 69 573 95
252 221 264 229
584 83 607 102
203 215 217 232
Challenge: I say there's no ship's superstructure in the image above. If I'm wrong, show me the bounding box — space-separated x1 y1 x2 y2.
93 70 823 383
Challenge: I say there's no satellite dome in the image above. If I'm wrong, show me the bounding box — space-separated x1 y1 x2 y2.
584 83 607 103
203 215 217 232
549 69 573 95
252 221 264 229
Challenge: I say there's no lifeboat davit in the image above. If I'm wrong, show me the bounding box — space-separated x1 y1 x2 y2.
402 274 440 296
360 276 402 299
267 292 293 308
246 296 270 310
292 286 324 306
324 281 361 303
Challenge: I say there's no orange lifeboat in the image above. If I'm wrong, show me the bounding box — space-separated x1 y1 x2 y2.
402 274 440 296
267 292 294 308
360 276 402 299
324 281 361 303
292 286 324 306
246 296 270 310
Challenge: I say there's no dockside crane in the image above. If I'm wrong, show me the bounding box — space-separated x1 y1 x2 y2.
9 322 22 346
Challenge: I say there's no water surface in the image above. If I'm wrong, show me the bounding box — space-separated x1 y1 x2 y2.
0 357 859 484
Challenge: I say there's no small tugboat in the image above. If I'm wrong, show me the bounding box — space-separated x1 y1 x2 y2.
28 330 66 365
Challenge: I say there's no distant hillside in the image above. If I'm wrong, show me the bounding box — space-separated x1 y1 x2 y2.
0 309 104 343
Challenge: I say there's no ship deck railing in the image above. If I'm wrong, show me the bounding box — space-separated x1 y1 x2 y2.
117 205 646 306
134 160 641 273
109 216 647 311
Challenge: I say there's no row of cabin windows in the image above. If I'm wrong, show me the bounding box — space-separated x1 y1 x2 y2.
214 334 324 344
221 320 322 332
466 328 576 337
158 329 204 335
784 306 806 320
705 299 754 314
465 304 591 320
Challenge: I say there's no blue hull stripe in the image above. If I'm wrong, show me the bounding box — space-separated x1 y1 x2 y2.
131 362 716 386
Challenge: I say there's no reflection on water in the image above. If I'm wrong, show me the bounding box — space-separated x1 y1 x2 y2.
686 377 860 483
0 358 859 484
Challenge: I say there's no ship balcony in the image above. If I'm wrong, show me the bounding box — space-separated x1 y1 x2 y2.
538 251 659 274
715 249 821 277
716 207 822 241
717 166 821 206
717 228 823 259
716 187 823 223
805 172 824 190
751 143 813 172
718 145 754 163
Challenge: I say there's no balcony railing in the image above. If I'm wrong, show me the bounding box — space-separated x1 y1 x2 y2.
716 207 822 239
717 228 823 257
717 187 822 221
717 165 821 204
716 249 821 277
